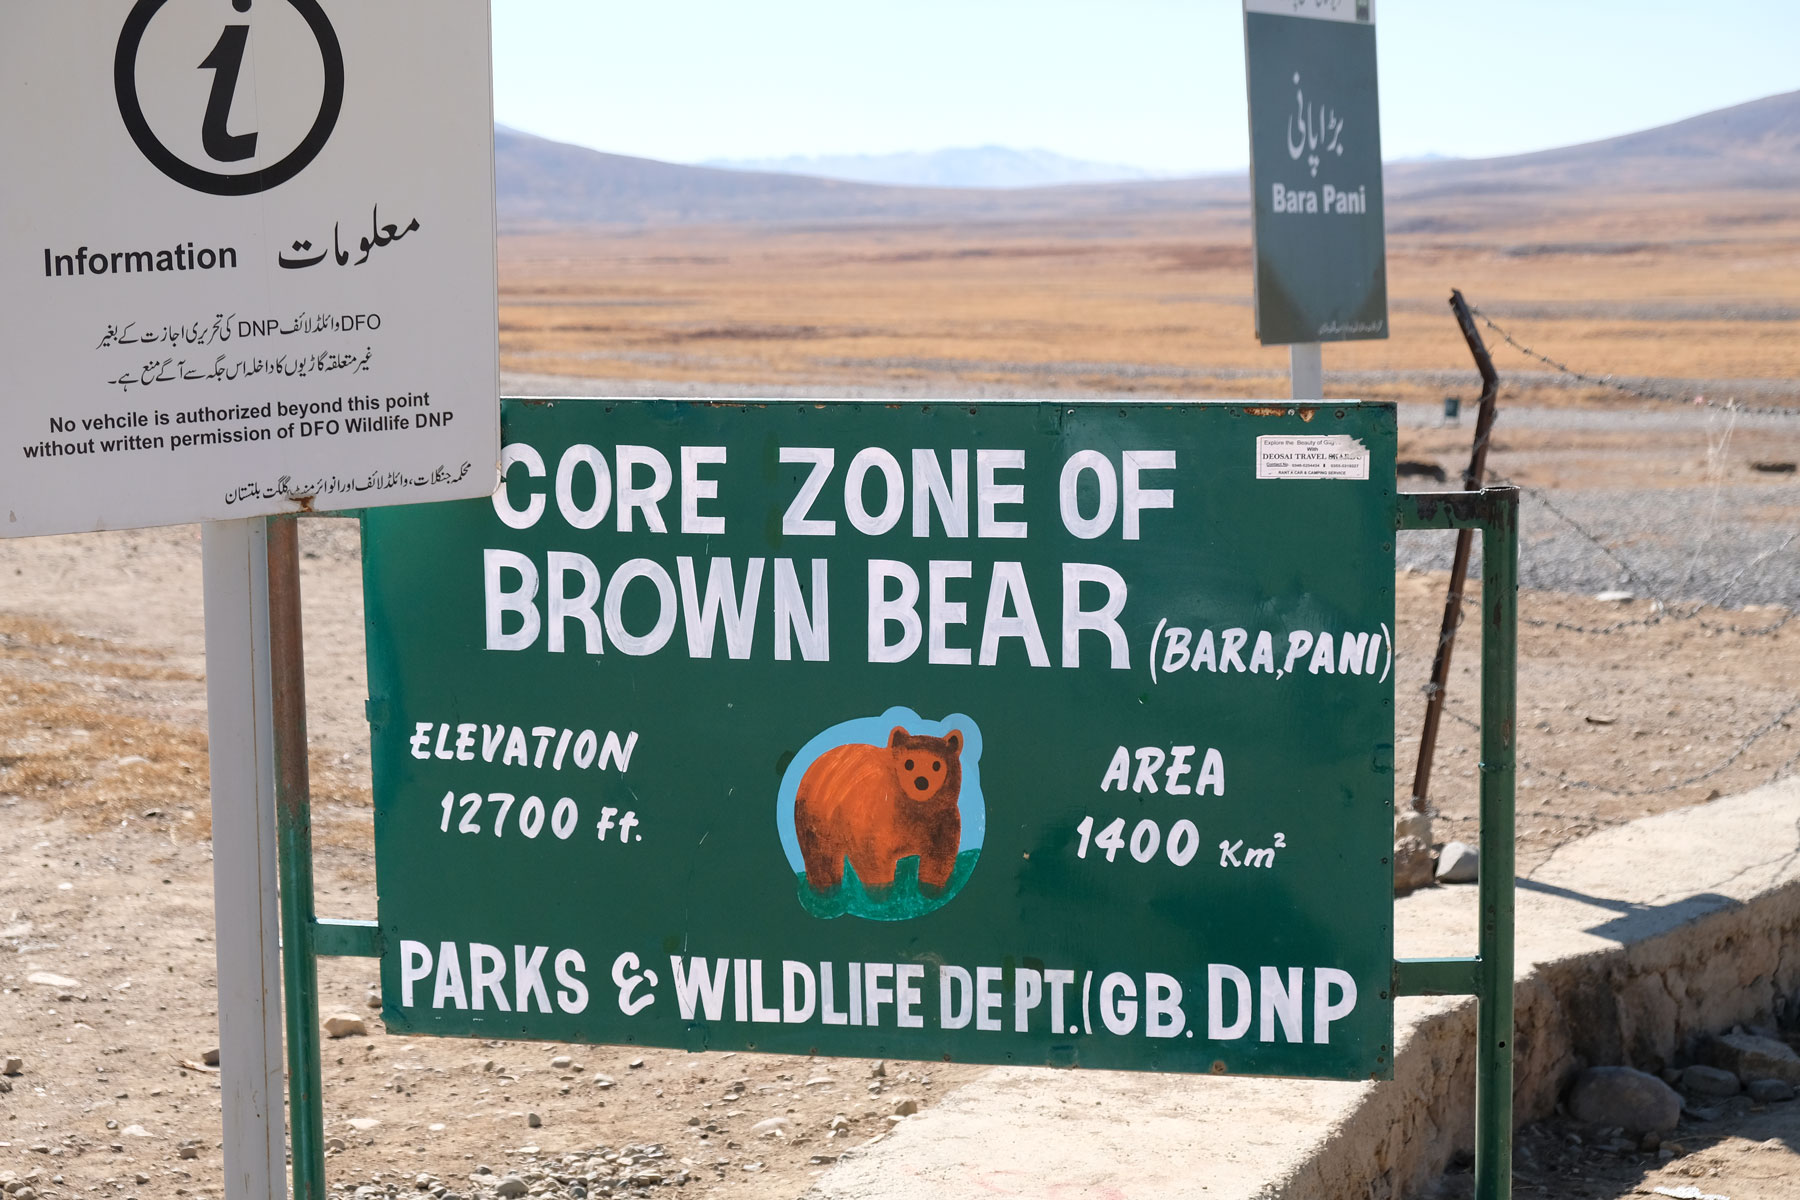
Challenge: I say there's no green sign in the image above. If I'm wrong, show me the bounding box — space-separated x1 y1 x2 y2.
361 398 1398 1079
1244 0 1388 346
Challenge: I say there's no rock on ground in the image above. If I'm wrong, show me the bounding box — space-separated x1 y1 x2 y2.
1395 834 1435 893
1566 1066 1681 1135
322 1013 368 1038
1746 1077 1796 1102
1698 1032 1800 1086
1436 841 1479 884
1679 1064 1742 1097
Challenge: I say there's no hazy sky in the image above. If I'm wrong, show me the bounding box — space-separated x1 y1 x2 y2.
491 1 1800 174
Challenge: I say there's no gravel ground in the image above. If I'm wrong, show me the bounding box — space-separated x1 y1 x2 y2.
504 367 1800 404
1397 482 1800 609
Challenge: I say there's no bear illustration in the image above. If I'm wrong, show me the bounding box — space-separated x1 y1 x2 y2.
794 726 964 894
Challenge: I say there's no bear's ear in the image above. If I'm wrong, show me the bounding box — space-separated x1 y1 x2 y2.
889 726 909 747
945 730 962 754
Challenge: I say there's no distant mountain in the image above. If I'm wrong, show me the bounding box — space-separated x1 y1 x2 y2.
1385 89 1800 195
497 89 1800 230
494 127 1243 229
703 146 1165 189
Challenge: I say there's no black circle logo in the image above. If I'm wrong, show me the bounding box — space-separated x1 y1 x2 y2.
115 0 345 197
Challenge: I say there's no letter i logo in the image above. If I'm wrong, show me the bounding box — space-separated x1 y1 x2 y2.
198 0 258 163
115 0 345 196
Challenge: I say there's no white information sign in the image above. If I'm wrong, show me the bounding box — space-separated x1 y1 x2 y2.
1 0 499 538
1256 434 1371 480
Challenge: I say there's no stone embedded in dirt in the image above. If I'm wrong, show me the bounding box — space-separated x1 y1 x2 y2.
527 1112 542 1128
1679 1064 1741 1096
1594 590 1635 603
364 991 381 1011
1684 1104 1722 1121
322 1013 368 1039
1394 835 1435 893
1698 1031 1800 1085
493 1177 529 1198
120 1125 153 1138
629 1057 645 1069
1747 1077 1796 1102
751 1117 791 1138
593 1074 616 1089
25 972 79 990
177 1141 200 1160
201 1047 220 1067
550 1055 572 1069
346 1118 380 1132
890 1095 920 1116
1436 841 1479 884
1394 810 1431 842
1566 1066 1681 1135
0 1056 20 1076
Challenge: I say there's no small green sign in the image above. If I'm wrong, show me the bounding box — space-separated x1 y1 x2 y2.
361 398 1397 1079
1244 1 1388 345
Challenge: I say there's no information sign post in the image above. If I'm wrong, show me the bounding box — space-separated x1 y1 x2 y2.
1244 1 1389 400
357 398 1400 1078
1 5 501 1197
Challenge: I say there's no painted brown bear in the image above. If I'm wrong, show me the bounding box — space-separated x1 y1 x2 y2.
795 726 964 894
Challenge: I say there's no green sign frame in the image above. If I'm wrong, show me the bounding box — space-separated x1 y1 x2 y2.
268 399 1519 1200
1244 1 1389 345
359 398 1398 1079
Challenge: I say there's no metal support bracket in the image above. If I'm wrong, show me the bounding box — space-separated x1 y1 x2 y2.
311 919 382 959
1392 486 1519 1200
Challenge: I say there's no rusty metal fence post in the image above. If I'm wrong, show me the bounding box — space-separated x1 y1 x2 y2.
1411 289 1502 814
269 515 383 1200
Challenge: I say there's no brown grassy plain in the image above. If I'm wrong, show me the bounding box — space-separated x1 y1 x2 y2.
496 188 1800 405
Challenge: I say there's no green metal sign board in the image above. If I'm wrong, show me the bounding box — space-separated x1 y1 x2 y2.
360 397 1398 1080
1244 0 1388 346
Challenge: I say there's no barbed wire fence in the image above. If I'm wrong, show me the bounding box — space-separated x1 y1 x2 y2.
1406 296 1800 861
1468 306 1800 420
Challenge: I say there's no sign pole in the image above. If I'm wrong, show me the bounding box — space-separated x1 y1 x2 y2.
1475 490 1519 1200
1290 342 1324 400
1393 487 1517 1200
269 516 328 1200
202 517 288 1200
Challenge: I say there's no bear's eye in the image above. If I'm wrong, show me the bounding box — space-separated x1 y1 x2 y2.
932 761 941 772
904 759 914 771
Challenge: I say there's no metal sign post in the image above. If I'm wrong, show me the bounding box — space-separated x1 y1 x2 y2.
1395 487 1517 1200
1291 342 1324 400
201 518 288 1200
